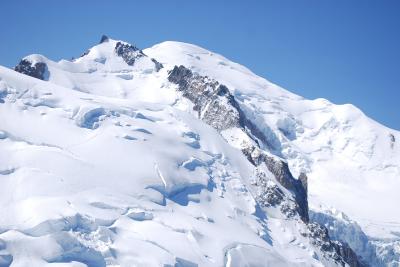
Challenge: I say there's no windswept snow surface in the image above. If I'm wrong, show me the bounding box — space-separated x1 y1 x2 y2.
0 37 398 266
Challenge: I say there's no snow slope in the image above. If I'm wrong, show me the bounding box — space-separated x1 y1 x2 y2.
0 36 398 266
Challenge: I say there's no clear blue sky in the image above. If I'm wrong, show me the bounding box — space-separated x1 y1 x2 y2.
1 0 399 129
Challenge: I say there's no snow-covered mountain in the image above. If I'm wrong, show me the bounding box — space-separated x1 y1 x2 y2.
0 35 398 266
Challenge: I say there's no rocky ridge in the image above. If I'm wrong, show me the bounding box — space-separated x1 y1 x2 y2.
167 64 364 267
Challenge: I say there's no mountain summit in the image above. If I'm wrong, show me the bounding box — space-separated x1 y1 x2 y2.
1 36 399 266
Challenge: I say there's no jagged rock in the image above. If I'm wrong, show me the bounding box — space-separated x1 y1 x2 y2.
243 145 309 222
99 35 109 43
307 222 340 254
14 59 48 80
168 65 241 130
151 58 163 72
280 201 299 218
390 133 396 149
390 134 395 143
114 41 163 71
305 222 366 267
332 241 368 267
168 66 279 151
168 65 193 87
310 211 392 266
115 41 143 66
263 156 309 222
252 168 301 219
253 170 284 207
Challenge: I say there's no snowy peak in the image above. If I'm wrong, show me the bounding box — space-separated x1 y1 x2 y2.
14 54 50 80
1 36 399 266
14 36 163 82
75 36 162 72
99 34 109 43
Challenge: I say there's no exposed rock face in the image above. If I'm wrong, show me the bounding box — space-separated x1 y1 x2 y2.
253 170 285 207
99 34 109 43
114 41 163 71
310 211 398 267
151 58 163 72
114 41 142 66
390 134 395 143
307 223 342 261
168 65 241 130
390 133 396 149
305 223 366 267
14 59 48 80
168 65 275 148
252 169 304 221
264 156 308 220
333 242 368 267
167 65 193 88
242 144 309 222
304 223 367 267
168 65 309 222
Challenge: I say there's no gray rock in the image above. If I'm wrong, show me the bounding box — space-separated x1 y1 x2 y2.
99 35 109 43
114 41 163 71
168 65 241 131
243 145 309 222
168 65 278 149
310 210 393 267
333 241 368 267
390 133 395 149
14 59 48 80
151 58 163 72
253 170 284 207
305 222 366 267
115 41 143 66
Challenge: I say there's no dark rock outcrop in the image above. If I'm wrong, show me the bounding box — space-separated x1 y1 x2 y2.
263 156 308 219
390 133 395 149
243 145 309 222
253 169 303 219
168 65 274 143
99 35 109 43
333 242 368 267
168 65 241 131
151 58 163 72
115 41 142 66
310 211 383 266
305 223 367 267
253 170 285 207
14 59 48 80
114 41 163 71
